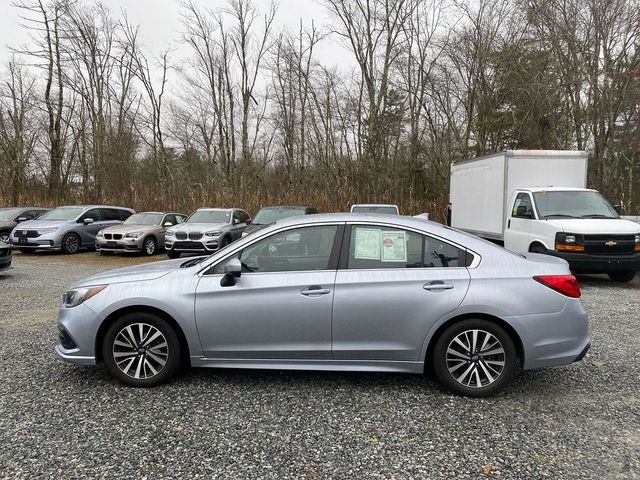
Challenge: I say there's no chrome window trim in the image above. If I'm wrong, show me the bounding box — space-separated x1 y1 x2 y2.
198 221 345 277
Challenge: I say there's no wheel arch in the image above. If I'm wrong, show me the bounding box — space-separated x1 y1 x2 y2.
529 240 549 252
423 313 524 371
95 305 190 365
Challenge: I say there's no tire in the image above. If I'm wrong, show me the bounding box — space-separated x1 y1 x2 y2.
61 233 81 254
221 236 231 248
529 243 548 254
167 250 180 259
102 312 182 387
608 271 637 283
0 231 10 243
142 237 157 256
433 319 517 397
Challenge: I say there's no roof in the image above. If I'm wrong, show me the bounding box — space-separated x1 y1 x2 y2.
515 187 595 193
351 204 398 207
195 207 235 211
57 205 135 210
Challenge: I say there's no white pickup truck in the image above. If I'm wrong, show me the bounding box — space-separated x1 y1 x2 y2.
449 150 640 282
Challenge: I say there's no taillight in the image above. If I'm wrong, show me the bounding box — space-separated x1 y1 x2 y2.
533 275 581 298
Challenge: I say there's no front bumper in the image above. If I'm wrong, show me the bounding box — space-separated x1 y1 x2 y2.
166 238 220 253
54 303 101 366
9 232 62 250
96 237 144 253
549 251 640 273
0 249 11 270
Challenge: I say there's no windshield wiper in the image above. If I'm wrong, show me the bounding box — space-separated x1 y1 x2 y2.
580 214 616 219
544 214 579 219
180 257 206 268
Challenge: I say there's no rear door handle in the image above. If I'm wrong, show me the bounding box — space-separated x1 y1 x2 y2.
423 281 453 291
300 286 331 296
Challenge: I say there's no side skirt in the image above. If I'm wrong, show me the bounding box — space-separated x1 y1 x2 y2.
190 357 424 374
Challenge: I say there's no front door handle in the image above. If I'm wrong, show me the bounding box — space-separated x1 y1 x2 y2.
300 286 331 296
423 281 454 291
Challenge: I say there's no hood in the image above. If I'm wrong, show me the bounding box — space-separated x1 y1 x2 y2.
172 223 226 233
14 219 69 230
546 218 640 235
101 224 158 234
73 258 190 287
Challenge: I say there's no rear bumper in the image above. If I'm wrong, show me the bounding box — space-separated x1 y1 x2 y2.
549 251 640 273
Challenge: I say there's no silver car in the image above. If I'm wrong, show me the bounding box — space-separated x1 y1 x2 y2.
55 214 590 397
96 212 188 256
10 205 134 254
0 240 11 271
165 208 250 258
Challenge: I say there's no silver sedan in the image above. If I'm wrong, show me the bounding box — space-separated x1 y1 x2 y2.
55 214 590 397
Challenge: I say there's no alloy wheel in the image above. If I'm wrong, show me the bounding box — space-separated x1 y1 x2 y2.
64 234 80 253
144 238 156 255
0 232 9 243
446 329 506 388
112 323 169 379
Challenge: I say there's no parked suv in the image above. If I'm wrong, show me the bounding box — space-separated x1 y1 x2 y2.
96 211 188 256
10 205 134 254
0 207 49 243
242 206 318 237
165 208 250 258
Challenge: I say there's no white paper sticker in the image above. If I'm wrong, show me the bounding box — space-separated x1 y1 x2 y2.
354 227 381 260
381 230 407 262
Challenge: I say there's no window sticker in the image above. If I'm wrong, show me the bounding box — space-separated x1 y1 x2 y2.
354 227 382 260
381 230 407 262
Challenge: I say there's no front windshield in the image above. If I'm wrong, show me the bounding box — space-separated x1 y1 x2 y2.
0 208 22 221
351 206 398 214
39 206 85 220
533 191 619 219
187 210 231 224
253 207 305 224
124 213 163 226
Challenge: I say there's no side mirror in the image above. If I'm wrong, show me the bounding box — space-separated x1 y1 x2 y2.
613 204 622 215
220 258 242 287
246 218 251 225
16 217 27 222
233 218 240 225
163 222 173 227
83 218 94 225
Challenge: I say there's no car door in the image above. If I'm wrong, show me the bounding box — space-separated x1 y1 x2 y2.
194 224 342 359
229 210 247 240
331 224 471 362
159 214 175 245
77 208 104 244
504 192 535 252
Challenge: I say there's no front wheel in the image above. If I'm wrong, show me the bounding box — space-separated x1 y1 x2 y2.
142 237 157 256
167 250 180 259
608 271 637 283
433 319 517 397
0 231 10 243
61 233 81 254
102 313 182 387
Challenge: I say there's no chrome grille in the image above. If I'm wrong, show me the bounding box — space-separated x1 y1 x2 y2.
188 231 203 240
104 233 112 239
113 234 123 240
176 231 188 240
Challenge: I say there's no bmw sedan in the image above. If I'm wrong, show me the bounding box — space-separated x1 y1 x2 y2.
55 214 590 397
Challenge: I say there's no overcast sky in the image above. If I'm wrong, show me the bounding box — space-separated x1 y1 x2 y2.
0 0 353 69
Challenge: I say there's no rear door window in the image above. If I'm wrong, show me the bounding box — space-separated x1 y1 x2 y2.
346 225 467 269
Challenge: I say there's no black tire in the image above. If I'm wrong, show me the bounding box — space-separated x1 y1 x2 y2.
61 233 81 254
167 250 180 259
433 319 518 397
102 312 182 387
529 243 548 254
221 236 232 247
608 271 637 283
142 236 157 256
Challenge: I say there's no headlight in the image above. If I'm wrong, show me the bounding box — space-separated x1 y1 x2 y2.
564 235 576 244
124 231 143 238
635 234 640 244
37 227 58 235
62 285 107 308
555 233 584 252
96 231 104 238
166 230 176 237
205 230 222 237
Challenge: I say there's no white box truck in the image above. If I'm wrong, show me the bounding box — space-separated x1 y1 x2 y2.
450 150 640 282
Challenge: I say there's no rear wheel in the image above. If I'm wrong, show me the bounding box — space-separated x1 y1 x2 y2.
167 250 180 259
608 271 636 283
102 313 182 387
142 237 157 256
433 319 517 397
61 233 81 254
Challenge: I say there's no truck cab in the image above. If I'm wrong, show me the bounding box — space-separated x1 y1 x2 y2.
505 187 640 282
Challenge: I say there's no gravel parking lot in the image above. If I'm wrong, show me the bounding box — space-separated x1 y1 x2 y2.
0 252 638 479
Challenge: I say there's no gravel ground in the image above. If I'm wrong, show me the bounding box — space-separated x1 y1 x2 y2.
0 252 638 479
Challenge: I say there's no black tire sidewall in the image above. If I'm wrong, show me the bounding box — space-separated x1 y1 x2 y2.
102 312 182 387
433 319 517 397
143 237 156 256
608 271 636 283
62 233 80 254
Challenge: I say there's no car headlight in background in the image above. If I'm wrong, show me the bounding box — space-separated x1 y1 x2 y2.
62 285 107 308
36 227 58 235
96 231 104 238
166 230 176 237
124 232 143 239
205 231 222 237
555 233 584 252
635 234 640 251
